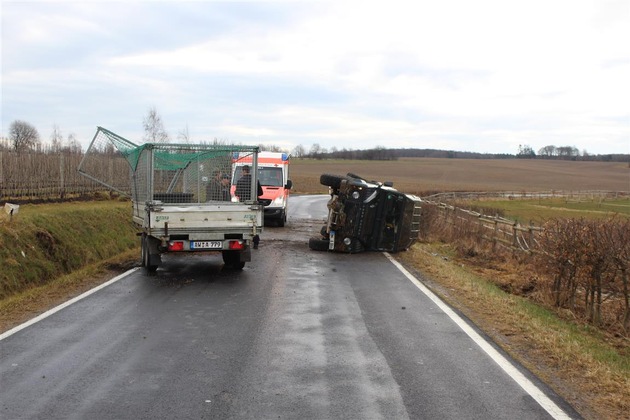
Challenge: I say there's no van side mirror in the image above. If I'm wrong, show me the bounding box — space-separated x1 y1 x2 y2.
285 180 293 190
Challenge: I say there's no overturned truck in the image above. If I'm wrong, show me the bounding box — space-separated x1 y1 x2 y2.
309 173 422 253
79 127 263 272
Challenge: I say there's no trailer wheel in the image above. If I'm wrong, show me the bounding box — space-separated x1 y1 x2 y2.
222 250 245 270
142 234 159 273
309 237 330 252
140 235 147 267
320 174 344 189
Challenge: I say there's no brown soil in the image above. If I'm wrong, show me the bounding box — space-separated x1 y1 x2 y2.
291 158 630 195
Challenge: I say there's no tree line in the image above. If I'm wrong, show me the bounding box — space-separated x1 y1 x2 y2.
291 144 628 162
3 111 627 164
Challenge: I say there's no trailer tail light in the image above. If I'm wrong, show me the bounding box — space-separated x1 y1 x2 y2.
168 241 184 251
228 240 245 250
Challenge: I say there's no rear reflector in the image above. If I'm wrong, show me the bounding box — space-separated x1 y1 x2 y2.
228 240 245 250
168 241 184 251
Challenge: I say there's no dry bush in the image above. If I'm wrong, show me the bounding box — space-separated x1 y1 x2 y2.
417 202 440 240
534 218 629 334
424 201 630 335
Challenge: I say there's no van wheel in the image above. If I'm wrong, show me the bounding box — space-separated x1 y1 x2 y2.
309 237 330 252
277 211 286 227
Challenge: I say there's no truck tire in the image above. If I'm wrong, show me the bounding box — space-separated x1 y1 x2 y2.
320 174 344 189
277 210 286 227
309 237 330 252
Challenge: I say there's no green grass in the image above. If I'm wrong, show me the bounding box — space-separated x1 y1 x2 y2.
0 200 138 299
513 294 629 370
467 197 630 223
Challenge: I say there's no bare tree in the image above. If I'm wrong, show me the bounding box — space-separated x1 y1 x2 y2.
260 144 286 153
9 120 40 152
309 143 321 158
517 144 535 158
66 133 82 154
556 146 579 159
292 144 305 158
50 124 63 152
538 145 557 157
177 124 190 142
142 106 170 143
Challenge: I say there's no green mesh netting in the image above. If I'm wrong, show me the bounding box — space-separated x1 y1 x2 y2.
79 127 260 202
96 127 238 172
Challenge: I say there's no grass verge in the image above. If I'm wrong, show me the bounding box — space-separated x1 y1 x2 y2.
396 242 629 420
0 247 139 333
0 200 138 299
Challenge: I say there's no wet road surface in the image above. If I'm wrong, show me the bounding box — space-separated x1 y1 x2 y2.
0 195 579 419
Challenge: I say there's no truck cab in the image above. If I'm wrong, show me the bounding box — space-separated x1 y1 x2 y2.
231 151 292 226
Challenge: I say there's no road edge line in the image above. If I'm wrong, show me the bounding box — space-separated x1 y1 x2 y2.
0 268 140 341
384 253 572 420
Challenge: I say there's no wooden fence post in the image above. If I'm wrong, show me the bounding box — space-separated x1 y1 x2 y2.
478 214 482 240
512 222 518 250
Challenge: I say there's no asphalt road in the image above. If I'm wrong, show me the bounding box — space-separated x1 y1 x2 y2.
0 195 580 419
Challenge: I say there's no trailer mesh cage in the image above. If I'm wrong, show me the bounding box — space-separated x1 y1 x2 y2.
78 127 260 204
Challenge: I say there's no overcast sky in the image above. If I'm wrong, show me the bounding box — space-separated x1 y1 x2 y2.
2 0 629 155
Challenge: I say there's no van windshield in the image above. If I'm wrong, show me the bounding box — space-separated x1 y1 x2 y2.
258 167 283 187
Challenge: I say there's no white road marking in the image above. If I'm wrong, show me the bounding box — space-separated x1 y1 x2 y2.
384 253 572 420
0 268 139 341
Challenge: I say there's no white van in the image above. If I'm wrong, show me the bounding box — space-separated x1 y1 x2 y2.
232 151 292 226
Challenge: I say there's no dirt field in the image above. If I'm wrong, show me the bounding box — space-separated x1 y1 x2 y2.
290 158 630 195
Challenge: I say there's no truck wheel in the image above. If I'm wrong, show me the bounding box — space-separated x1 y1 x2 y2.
320 174 344 189
309 237 330 252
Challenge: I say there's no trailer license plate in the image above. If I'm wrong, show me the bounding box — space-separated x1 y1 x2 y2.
190 241 222 250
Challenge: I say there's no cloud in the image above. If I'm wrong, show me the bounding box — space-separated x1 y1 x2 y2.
1 0 628 155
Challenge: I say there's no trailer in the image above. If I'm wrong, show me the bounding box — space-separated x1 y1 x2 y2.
78 127 263 272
